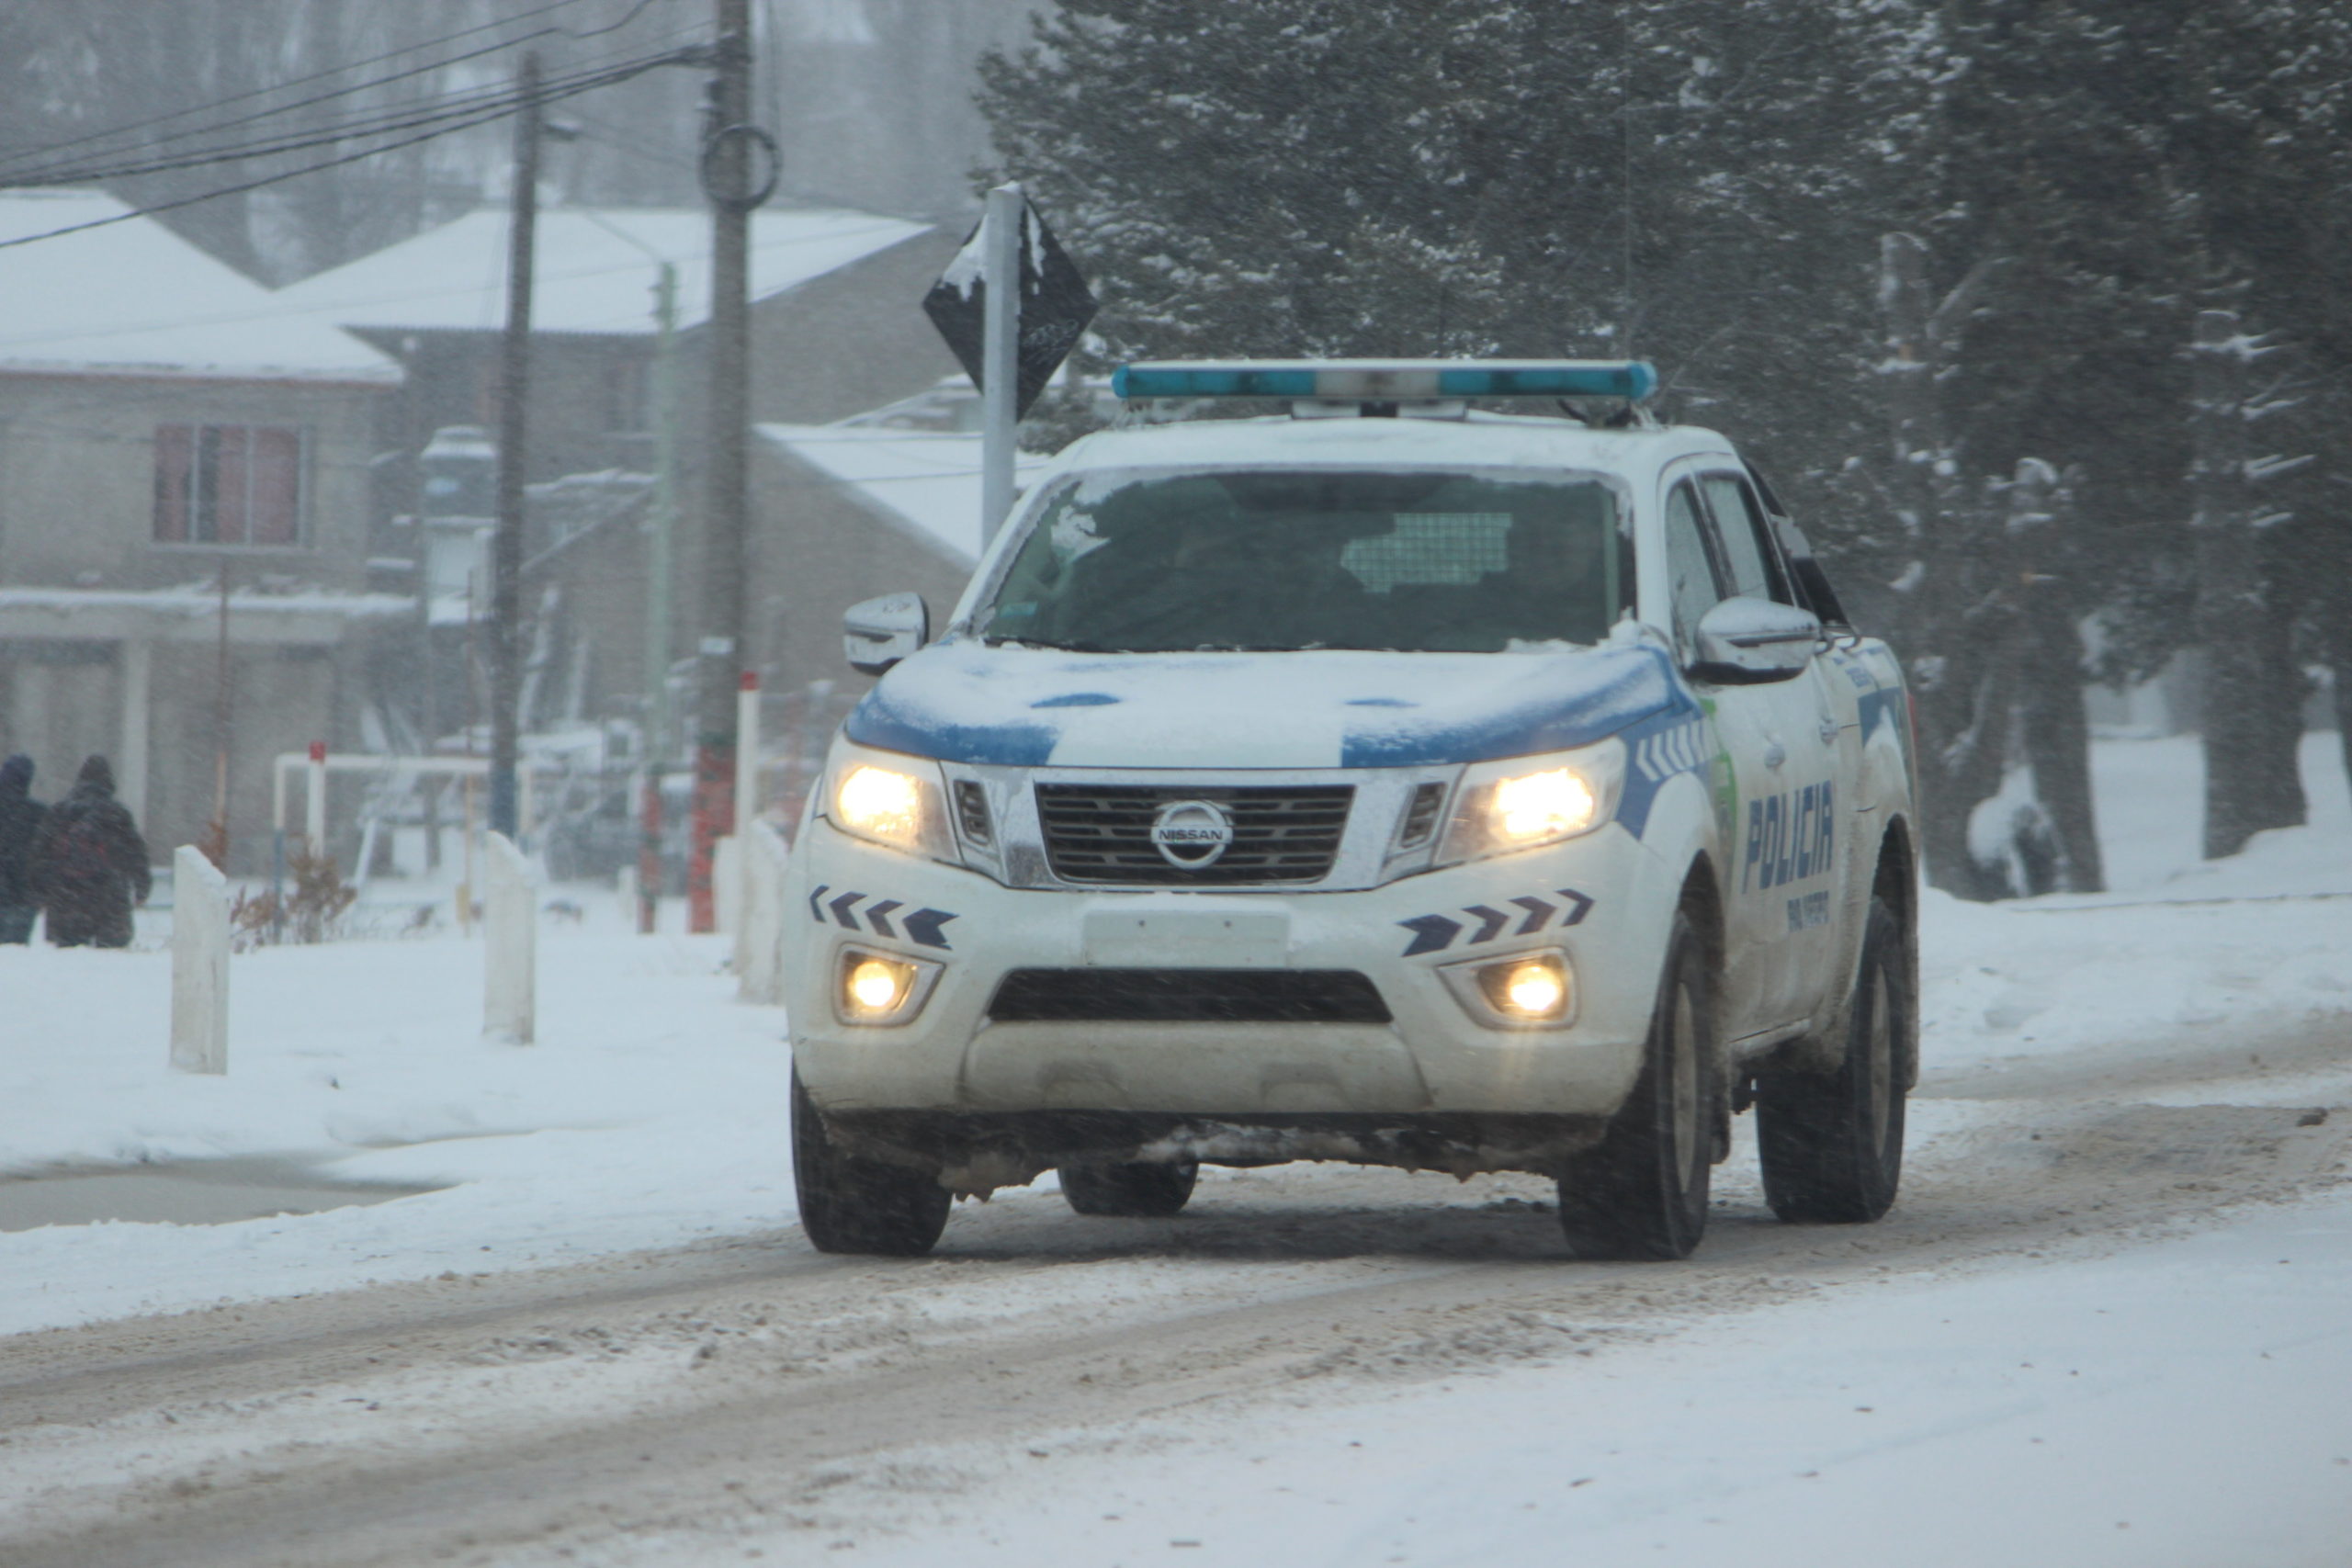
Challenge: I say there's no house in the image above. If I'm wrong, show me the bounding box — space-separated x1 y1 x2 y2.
0 190 407 871
272 203 966 765
270 203 958 500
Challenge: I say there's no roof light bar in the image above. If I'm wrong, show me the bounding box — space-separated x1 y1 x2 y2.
1112 358 1657 402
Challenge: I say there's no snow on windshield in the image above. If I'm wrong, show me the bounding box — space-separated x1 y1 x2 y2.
977 468 1630 654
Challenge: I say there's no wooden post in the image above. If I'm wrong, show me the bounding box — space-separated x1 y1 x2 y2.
170 845 229 1075
491 51 541 841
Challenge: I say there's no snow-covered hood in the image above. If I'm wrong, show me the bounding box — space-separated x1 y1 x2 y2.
843 640 1690 770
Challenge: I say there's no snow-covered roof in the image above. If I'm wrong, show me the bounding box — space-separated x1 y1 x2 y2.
758 423 1048 566
0 190 400 384
276 206 932 337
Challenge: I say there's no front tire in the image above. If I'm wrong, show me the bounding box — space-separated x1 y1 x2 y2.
792 1070 950 1256
1756 895 1910 1224
1057 1160 1199 1217
1556 910 1717 1260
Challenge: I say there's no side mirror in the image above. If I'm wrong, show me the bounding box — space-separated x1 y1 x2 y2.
843 592 929 676
1690 595 1820 684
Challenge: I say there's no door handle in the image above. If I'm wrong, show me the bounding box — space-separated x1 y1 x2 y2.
1763 740 1787 770
1818 717 1841 744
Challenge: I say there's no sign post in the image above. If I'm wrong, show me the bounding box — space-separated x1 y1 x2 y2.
923 187 1097 550
980 183 1023 547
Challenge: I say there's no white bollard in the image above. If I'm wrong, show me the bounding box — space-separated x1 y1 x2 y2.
712 834 742 940
170 845 230 1075
483 830 536 1043
305 740 327 858
738 820 790 1004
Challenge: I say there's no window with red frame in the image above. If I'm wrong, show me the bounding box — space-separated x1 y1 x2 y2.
153 424 306 546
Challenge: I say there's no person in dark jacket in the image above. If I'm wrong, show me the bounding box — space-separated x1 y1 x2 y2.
0 754 43 944
28 754 151 948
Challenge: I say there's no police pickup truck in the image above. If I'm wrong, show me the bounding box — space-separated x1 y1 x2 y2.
781 360 1917 1260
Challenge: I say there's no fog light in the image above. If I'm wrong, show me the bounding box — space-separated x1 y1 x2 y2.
1486 956 1568 1019
1440 948 1576 1029
833 947 942 1026
847 957 912 1014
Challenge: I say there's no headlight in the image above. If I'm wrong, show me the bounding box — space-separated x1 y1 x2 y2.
1435 739 1625 866
824 739 955 860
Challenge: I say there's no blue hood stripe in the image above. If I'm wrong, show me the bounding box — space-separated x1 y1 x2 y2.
846 697 1060 767
1338 648 1684 767
846 644 1690 770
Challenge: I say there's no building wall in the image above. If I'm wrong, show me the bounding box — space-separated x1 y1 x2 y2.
742 229 966 426
0 370 392 874
0 373 386 592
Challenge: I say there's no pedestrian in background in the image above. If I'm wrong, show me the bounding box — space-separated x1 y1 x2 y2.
29 755 151 949
0 753 43 944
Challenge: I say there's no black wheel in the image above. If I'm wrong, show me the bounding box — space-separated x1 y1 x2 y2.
791 1069 950 1255
1057 1159 1199 1217
1756 895 1910 1224
1556 910 1717 1260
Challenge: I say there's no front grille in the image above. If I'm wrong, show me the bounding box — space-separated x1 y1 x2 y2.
988 968 1392 1024
1035 784 1352 885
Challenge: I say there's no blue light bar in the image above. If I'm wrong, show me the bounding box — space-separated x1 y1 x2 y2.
1112 358 1658 401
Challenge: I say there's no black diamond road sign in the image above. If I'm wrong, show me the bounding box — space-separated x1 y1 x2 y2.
922 196 1097 420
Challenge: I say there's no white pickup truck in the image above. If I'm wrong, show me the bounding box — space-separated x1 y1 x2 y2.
781 359 1917 1260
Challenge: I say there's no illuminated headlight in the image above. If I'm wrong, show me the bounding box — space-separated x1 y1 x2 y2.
834 946 943 1025
1435 740 1625 866
824 739 954 859
1441 949 1576 1030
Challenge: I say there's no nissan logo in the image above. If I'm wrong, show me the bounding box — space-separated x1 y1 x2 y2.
1149 798 1234 869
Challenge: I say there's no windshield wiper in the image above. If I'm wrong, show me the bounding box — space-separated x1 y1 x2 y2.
984 636 1120 653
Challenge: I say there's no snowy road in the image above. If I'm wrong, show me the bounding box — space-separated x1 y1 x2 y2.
3 1008 2345 1567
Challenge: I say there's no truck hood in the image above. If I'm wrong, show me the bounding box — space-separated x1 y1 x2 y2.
844 640 1691 770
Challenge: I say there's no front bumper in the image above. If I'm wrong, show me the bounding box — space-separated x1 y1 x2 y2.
783 819 1683 1127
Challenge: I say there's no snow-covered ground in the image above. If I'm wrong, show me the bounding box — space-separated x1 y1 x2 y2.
1 732 2347 1564
1 733 2346 1337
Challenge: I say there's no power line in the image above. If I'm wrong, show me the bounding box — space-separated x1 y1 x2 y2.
6 43 701 193
0 0 618 179
0 50 699 255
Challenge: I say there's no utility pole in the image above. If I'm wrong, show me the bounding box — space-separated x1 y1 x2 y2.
646 261 680 764
689 0 756 933
490 50 542 841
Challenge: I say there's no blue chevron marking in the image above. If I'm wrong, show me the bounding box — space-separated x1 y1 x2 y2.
1398 913 1463 957
1509 895 1555 934
901 908 958 950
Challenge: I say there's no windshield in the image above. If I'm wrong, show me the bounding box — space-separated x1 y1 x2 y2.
975 468 1631 653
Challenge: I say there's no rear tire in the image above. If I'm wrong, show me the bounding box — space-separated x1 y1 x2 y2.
792 1069 950 1256
1756 896 1910 1224
1057 1159 1199 1217
1556 910 1717 1260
